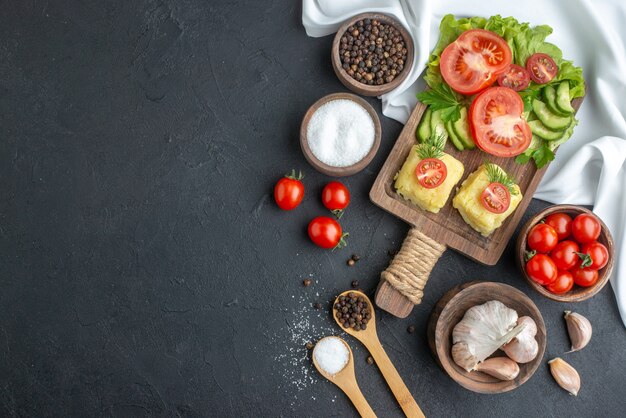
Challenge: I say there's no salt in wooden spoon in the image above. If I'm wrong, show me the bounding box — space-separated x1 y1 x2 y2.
333 291 425 418
312 336 376 418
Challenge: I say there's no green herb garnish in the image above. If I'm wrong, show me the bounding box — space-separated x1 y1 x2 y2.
416 133 446 160
485 163 519 195
416 83 462 123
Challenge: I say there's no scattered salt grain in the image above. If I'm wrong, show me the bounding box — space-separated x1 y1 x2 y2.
307 99 375 167
313 337 349 375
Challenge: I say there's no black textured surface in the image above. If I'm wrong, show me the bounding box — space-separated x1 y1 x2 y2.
1 1 625 417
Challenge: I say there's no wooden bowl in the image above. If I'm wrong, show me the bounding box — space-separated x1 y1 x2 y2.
300 92 381 177
516 204 615 302
331 13 414 96
427 281 546 394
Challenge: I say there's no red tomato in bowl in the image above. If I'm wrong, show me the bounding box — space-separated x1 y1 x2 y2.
546 270 574 294
497 64 531 91
440 29 512 95
527 223 559 253
580 241 609 270
526 53 558 84
571 213 601 244
571 267 599 287
550 240 580 270
469 87 532 157
545 212 572 240
526 254 558 286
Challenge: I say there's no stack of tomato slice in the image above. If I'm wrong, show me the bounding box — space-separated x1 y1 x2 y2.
440 29 532 157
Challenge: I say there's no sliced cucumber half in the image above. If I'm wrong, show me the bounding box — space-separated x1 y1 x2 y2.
556 81 575 114
532 99 571 131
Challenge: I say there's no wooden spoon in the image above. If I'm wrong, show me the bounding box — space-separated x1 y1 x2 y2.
312 336 376 418
333 291 425 418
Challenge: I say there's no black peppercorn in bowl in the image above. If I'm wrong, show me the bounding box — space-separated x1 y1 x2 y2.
331 13 414 97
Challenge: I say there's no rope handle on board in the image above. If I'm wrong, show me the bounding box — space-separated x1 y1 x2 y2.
381 227 445 305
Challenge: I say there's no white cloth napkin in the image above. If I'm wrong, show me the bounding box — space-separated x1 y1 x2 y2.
303 0 626 326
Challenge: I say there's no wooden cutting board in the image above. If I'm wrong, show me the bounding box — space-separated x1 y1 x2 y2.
370 96 583 317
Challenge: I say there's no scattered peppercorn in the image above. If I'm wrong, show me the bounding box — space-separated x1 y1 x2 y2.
347 258 355 267
388 249 398 257
305 341 314 350
303 279 312 287
338 19 408 86
313 302 322 310
334 292 371 331
366 356 374 365
351 254 361 262
351 280 359 288
407 325 415 334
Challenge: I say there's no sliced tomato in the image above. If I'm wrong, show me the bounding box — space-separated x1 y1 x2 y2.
469 86 531 157
526 53 557 84
497 64 530 91
481 182 511 214
415 158 447 189
440 29 512 95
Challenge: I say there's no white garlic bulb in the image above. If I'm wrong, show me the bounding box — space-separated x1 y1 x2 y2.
452 300 525 372
501 316 539 363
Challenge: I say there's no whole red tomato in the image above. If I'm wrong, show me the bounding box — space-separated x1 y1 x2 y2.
571 213 601 244
526 254 558 286
308 216 348 249
322 182 350 218
545 212 572 240
572 267 599 287
274 170 305 210
550 240 580 270
546 270 574 294
580 241 609 270
527 223 559 253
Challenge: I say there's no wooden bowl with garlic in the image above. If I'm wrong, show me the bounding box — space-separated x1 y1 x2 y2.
427 281 546 394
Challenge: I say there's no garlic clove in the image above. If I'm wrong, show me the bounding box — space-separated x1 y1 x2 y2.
501 316 539 363
475 357 520 381
564 311 592 352
548 357 581 396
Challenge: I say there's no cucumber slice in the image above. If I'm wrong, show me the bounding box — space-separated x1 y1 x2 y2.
556 81 575 114
532 99 571 131
445 120 464 151
548 118 579 152
416 107 432 142
452 107 475 149
430 109 448 141
529 120 567 141
544 85 570 116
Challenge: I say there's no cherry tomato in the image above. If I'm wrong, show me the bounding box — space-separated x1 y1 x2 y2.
571 267 599 287
550 240 580 270
527 223 559 253
544 212 572 240
440 29 512 95
469 87 532 157
308 216 347 249
580 241 609 270
546 270 574 294
526 254 558 286
322 181 350 218
571 213 601 244
526 53 558 84
274 170 304 210
415 158 447 189
481 182 511 214
497 64 531 91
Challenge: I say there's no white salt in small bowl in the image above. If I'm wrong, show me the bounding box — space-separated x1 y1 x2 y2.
300 92 381 177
